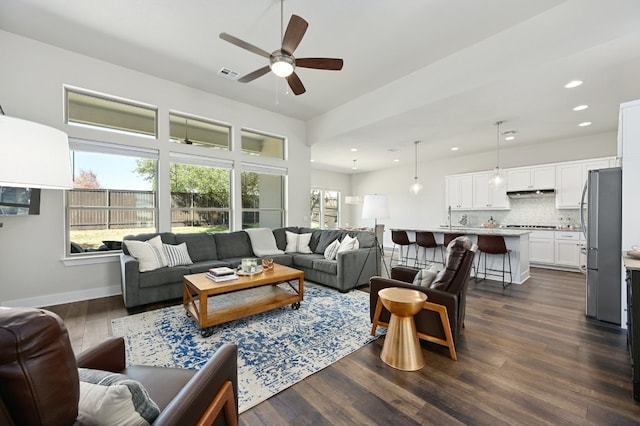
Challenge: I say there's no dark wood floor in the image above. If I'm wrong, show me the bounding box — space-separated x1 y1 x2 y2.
46 268 640 425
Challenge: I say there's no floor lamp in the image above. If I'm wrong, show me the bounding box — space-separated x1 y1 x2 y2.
362 194 390 276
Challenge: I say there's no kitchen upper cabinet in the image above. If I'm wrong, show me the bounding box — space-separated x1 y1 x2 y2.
446 175 473 210
555 158 613 209
472 172 509 209
506 165 555 191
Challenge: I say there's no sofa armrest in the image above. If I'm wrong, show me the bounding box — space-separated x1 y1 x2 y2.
76 337 126 372
153 344 238 426
390 266 420 283
120 254 140 308
336 246 381 290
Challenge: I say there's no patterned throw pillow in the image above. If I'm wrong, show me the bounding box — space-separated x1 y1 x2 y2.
285 231 313 253
412 263 440 287
163 242 193 267
123 235 168 272
324 239 341 260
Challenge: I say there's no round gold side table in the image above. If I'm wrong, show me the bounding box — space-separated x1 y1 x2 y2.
378 287 427 371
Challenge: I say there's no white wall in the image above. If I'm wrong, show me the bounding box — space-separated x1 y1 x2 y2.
313 131 617 248
0 31 309 306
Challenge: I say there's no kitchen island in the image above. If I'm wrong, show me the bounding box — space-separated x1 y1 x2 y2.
391 227 531 284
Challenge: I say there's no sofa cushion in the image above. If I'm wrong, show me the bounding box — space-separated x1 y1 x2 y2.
313 258 338 275
139 266 191 288
213 231 253 259
285 231 313 253
292 254 323 269
272 227 300 251
299 227 322 253
353 231 376 249
175 233 217 262
163 243 193 267
314 230 346 254
188 260 231 274
77 368 160 426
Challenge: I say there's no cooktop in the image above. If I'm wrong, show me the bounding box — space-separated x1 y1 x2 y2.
505 225 557 229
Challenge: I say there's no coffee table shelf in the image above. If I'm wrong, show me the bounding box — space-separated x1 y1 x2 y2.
183 264 304 337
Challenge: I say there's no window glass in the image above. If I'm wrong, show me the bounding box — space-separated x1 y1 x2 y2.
310 188 340 229
66 89 157 137
241 129 285 159
241 171 284 229
169 113 230 150
169 163 231 233
68 149 157 254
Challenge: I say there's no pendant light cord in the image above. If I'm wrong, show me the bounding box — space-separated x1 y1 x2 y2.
414 141 419 180
495 120 503 170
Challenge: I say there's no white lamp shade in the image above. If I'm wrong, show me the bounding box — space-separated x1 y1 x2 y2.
362 194 390 220
0 115 73 189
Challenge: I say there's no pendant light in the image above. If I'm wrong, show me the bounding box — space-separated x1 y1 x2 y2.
409 140 423 194
345 159 363 204
488 121 505 188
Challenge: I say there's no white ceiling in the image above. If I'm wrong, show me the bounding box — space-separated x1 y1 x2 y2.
1 0 640 173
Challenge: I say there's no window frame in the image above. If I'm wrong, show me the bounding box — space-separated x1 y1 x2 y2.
310 187 341 229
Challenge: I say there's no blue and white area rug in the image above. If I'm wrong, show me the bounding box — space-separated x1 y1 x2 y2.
111 283 385 413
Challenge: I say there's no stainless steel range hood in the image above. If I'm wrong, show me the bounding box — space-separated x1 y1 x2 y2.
506 189 555 198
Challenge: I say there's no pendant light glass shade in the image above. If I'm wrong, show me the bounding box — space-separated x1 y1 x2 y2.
488 121 505 188
345 159 363 204
409 140 422 194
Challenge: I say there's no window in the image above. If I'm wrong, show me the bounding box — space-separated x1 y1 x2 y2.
169 153 232 233
65 88 157 137
67 140 159 255
241 163 285 229
241 129 285 159
310 188 341 229
169 113 230 150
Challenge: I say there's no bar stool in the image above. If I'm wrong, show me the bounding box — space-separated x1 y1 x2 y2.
390 230 417 267
475 235 512 288
415 231 444 267
443 232 465 248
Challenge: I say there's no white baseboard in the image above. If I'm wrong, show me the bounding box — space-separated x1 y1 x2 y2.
1 285 122 308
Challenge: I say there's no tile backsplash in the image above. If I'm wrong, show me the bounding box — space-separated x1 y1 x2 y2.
451 197 581 229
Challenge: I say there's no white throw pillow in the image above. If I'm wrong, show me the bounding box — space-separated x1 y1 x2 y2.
163 242 193 267
412 263 440 287
337 234 360 254
245 228 284 257
77 368 160 426
123 236 168 272
324 239 341 260
285 231 313 253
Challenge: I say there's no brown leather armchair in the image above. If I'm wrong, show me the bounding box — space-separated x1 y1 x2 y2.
0 306 238 426
370 237 476 360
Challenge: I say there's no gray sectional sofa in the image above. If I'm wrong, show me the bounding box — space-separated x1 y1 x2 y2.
119 227 381 308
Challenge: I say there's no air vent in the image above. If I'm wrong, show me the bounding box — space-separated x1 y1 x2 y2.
217 67 239 81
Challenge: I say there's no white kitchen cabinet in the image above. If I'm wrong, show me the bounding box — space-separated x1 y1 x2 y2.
555 158 613 209
554 231 581 267
472 172 509 210
506 165 555 191
529 230 554 264
446 175 473 210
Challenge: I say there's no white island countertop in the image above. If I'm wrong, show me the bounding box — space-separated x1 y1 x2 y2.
393 227 532 237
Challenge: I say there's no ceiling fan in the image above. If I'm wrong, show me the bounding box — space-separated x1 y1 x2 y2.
219 0 343 95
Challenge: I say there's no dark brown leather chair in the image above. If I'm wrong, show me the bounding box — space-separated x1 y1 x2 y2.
370 236 476 360
0 307 238 426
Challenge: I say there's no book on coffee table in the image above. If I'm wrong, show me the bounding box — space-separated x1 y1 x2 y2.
208 267 236 277
206 272 238 282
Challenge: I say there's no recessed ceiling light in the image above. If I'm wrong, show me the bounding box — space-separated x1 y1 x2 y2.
505 136 515 141
350 148 358 152
565 80 583 88
573 104 589 111
393 159 400 162
451 147 459 151
579 121 592 127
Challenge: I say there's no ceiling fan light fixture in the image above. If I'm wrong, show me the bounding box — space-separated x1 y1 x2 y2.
270 53 295 77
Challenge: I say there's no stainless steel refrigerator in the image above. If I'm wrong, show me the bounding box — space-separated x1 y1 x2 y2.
580 167 622 325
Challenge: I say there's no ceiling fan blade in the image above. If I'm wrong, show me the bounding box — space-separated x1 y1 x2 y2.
286 72 306 95
296 58 344 70
281 14 308 55
219 32 270 58
238 66 271 83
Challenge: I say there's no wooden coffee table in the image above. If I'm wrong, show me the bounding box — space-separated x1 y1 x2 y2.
183 263 304 337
